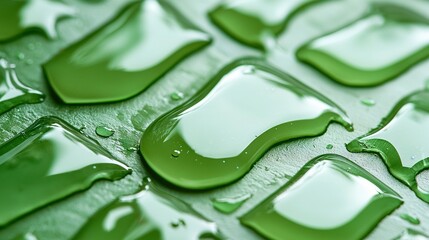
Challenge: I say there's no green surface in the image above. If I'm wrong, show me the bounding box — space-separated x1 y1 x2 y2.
0 0 428 239
140 58 352 189
240 154 403 240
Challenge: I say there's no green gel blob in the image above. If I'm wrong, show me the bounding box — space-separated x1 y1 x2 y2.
0 59 44 115
140 58 353 189
212 193 252 214
95 126 115 138
0 0 74 41
240 154 403 240
0 117 131 227
399 213 420 225
297 3 429 86
347 91 429 203
209 0 323 49
72 178 222 240
44 0 211 104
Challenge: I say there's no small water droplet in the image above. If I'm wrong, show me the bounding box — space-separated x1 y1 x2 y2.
360 98 376 107
171 150 181 158
17 53 25 60
170 92 184 101
212 193 252 214
95 126 114 138
400 213 420 225
326 144 334 150
170 219 186 228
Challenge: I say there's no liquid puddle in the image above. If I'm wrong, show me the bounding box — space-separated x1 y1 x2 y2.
0 59 44 115
297 3 429 86
140 58 353 189
73 178 221 240
44 0 211 104
347 90 429 203
240 154 403 240
0 117 131 227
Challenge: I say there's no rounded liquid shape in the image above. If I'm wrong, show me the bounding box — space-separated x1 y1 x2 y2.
140 59 352 189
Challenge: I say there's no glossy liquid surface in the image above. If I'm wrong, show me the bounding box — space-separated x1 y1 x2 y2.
95 126 114 138
73 179 221 240
400 214 420 225
347 91 429 203
140 59 352 189
0 117 131 226
394 229 429 240
44 0 211 104
0 59 44 115
0 0 74 41
240 154 403 240
209 0 320 48
297 4 429 86
212 193 252 214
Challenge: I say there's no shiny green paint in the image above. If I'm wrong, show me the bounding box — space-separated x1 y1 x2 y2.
0 59 44 115
140 59 353 189
0 117 131 227
240 154 403 240
347 91 429 203
212 193 252 214
73 178 221 240
0 0 74 41
297 3 429 86
43 0 211 104
209 0 323 49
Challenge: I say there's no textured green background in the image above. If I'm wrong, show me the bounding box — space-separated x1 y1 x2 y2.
0 0 428 239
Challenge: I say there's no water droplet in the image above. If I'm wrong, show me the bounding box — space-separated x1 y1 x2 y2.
73 182 220 239
326 144 334 150
209 0 320 49
140 59 353 189
212 193 252 214
44 0 211 104
394 228 428 240
0 58 45 115
347 91 429 203
170 219 186 228
172 150 181 158
399 213 420 225
0 0 75 41
361 98 376 107
297 4 429 86
170 92 184 101
95 126 115 138
0 117 131 227
240 154 402 240
17 53 25 60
